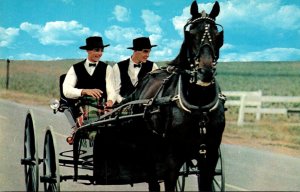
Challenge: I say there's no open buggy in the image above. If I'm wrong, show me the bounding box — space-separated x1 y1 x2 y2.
21 1 226 191
21 75 225 191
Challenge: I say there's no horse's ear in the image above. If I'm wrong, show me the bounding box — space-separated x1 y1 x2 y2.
209 1 220 19
190 0 199 18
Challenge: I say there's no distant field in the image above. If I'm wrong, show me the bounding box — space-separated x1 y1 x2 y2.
216 61 300 96
0 59 299 97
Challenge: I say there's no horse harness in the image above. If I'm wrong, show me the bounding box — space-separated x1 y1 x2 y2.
142 67 226 158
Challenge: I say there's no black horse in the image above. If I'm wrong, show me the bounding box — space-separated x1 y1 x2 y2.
124 1 226 191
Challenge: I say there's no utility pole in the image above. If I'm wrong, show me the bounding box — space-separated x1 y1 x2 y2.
6 59 10 90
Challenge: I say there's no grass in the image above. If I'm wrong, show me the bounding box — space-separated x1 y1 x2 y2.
216 61 300 96
223 117 300 156
0 59 300 156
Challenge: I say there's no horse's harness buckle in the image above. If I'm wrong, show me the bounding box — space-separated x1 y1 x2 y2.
199 144 207 158
198 113 209 158
189 68 198 84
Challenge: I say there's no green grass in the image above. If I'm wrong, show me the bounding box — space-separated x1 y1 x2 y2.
216 61 300 96
1 60 299 97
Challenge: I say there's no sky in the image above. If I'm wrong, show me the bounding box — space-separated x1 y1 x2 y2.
1 0 300 62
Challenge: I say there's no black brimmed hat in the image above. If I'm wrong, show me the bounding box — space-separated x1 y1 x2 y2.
79 36 110 50
127 37 157 50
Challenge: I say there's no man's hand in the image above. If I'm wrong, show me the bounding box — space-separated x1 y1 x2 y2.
81 89 103 99
105 100 113 112
105 100 113 107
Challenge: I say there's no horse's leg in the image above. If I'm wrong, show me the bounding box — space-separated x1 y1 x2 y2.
164 170 178 192
163 154 182 192
146 159 160 192
145 137 160 192
198 147 220 191
147 160 160 191
147 180 160 192
198 159 214 191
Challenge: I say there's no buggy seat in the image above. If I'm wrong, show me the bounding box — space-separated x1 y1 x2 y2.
59 74 81 126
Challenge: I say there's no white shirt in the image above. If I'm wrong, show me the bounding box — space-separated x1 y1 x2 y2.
113 57 159 103
63 59 116 103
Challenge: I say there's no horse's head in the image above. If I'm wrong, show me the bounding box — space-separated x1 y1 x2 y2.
183 1 224 86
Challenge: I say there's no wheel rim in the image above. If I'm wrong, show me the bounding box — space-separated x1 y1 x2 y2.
212 148 225 192
24 110 39 191
43 126 60 192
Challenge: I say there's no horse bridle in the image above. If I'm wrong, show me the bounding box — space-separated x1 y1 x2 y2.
184 16 224 69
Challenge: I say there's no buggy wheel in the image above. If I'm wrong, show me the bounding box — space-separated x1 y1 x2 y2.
176 162 187 192
212 148 225 192
41 126 60 192
21 110 40 192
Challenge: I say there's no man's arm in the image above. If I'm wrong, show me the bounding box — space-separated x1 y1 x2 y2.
105 65 116 106
112 64 125 103
63 66 82 99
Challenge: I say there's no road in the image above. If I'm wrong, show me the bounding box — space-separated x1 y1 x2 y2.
0 98 299 191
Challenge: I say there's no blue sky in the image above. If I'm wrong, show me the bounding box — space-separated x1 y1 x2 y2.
1 0 300 62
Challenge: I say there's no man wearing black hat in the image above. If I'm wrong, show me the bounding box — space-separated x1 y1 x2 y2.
113 37 158 103
63 36 116 112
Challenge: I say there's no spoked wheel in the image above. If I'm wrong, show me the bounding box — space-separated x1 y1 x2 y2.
212 148 225 192
41 126 60 192
21 110 40 192
176 162 187 192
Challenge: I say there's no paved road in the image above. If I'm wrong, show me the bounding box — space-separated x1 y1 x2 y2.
0 99 299 191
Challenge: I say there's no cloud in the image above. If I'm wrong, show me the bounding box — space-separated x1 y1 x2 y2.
102 44 131 62
218 0 300 31
151 38 182 61
18 52 62 60
221 43 235 50
221 47 300 62
20 20 96 46
173 0 300 36
104 25 143 43
152 47 173 59
148 34 162 46
263 4 300 30
113 5 130 22
172 2 218 37
0 27 19 47
141 10 162 34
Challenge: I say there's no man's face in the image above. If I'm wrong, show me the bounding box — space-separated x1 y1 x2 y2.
87 48 103 62
134 49 151 63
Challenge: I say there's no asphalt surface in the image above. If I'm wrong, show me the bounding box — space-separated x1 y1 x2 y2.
0 98 299 191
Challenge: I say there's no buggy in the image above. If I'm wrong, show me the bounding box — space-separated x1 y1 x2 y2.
21 74 225 192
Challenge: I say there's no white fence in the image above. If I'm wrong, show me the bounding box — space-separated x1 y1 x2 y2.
223 90 300 126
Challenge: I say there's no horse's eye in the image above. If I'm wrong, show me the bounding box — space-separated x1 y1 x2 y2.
189 28 197 35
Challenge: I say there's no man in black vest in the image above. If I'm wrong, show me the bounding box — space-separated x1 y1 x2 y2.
113 37 158 103
63 36 116 126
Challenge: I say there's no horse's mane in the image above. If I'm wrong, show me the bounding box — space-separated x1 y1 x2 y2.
168 40 190 69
